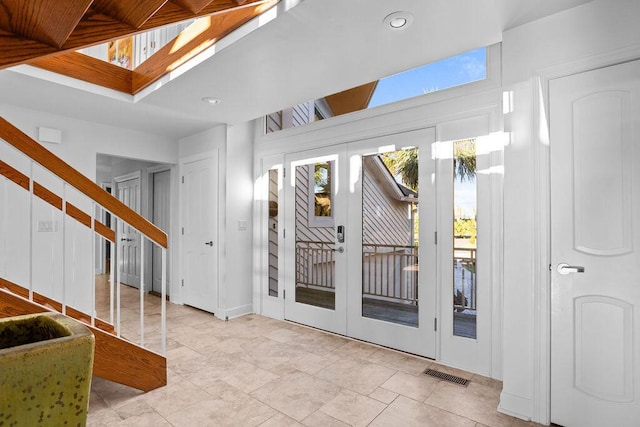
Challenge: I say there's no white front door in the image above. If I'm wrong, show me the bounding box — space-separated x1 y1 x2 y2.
284 146 348 335
181 152 219 314
550 60 640 426
346 128 437 357
116 176 141 287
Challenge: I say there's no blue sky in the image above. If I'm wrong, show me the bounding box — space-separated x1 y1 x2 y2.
368 47 486 108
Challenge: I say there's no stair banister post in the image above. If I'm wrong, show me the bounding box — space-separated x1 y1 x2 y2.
116 218 122 336
109 209 115 325
28 160 34 302
91 201 96 327
140 232 145 348
161 246 166 355
61 182 67 315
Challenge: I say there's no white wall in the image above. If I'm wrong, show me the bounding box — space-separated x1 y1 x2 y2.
500 0 640 422
177 122 255 319
224 122 255 318
0 104 178 313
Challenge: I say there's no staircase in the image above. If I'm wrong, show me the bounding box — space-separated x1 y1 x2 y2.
0 116 167 392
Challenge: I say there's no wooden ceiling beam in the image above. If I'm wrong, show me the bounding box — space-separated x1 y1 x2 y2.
29 51 132 94
90 0 169 29
133 1 274 93
169 0 215 14
0 0 273 70
0 0 93 48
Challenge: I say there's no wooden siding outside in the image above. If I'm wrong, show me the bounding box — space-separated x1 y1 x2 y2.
362 156 414 246
268 169 278 296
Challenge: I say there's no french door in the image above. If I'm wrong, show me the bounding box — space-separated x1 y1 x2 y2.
283 128 437 357
283 146 348 334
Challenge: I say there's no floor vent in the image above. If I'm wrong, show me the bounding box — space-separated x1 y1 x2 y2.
424 368 470 386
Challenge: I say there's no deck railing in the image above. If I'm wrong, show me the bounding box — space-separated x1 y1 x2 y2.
294 239 477 312
296 240 335 290
454 246 476 312
362 244 418 304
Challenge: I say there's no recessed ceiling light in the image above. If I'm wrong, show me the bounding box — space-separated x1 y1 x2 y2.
201 97 221 105
383 11 413 30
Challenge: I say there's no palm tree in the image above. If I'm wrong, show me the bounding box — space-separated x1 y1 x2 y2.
381 139 476 191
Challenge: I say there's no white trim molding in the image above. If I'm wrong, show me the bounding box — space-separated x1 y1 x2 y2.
531 42 640 426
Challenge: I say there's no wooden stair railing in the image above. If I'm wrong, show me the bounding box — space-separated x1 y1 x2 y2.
0 115 168 391
0 277 116 335
0 288 166 392
0 116 167 248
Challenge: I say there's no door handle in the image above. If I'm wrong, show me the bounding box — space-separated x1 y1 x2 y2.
205 241 214 246
557 263 585 275
333 247 344 253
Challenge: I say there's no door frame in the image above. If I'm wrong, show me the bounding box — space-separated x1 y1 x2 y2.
177 150 220 312
148 165 171 295
531 45 640 424
114 171 142 287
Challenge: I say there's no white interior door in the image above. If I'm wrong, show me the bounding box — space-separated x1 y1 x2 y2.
116 176 141 288
152 170 170 294
181 152 219 314
346 128 437 358
284 146 348 335
550 60 640 426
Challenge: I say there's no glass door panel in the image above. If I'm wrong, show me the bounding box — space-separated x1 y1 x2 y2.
295 161 336 310
284 148 347 335
452 139 477 339
346 128 437 358
361 149 419 327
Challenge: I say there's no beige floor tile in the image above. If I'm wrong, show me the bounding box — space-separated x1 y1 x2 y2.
381 371 440 401
367 348 433 375
425 381 515 427
180 351 242 388
86 407 124 427
91 377 144 408
315 356 397 395
302 410 349 427
165 395 275 427
114 410 171 426
251 371 341 421
370 396 476 427
221 360 280 393
260 412 304 426
239 336 303 370
470 374 503 391
320 389 387 427
138 379 210 418
266 327 303 343
332 339 380 360
283 349 341 375
369 387 399 404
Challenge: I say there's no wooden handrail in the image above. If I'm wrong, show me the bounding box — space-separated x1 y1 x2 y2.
0 116 167 248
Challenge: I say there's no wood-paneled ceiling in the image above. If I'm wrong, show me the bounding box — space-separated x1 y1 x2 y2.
0 0 279 94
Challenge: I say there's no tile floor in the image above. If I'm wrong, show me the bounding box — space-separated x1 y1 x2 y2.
88 287 540 427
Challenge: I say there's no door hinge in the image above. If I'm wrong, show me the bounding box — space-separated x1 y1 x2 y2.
434 231 438 245
181 279 184 287
283 167 286 178
181 176 184 184
181 227 184 235
434 318 438 331
283 229 286 239
283 289 286 299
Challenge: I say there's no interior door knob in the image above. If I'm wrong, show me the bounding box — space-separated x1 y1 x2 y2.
557 263 585 275
205 241 214 246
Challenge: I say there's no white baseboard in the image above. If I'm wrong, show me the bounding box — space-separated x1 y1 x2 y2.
222 303 253 320
498 391 534 422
